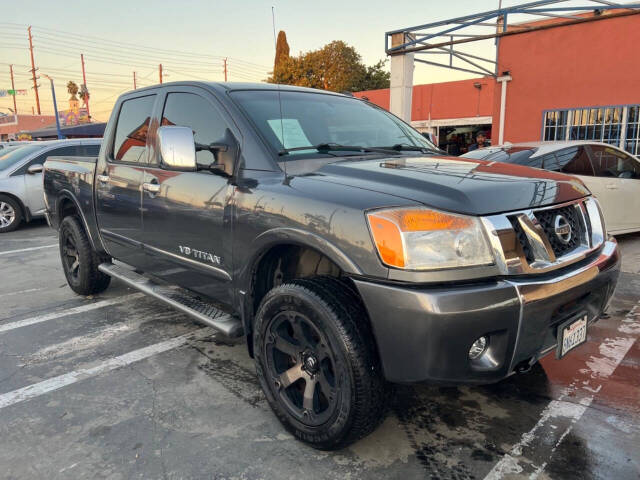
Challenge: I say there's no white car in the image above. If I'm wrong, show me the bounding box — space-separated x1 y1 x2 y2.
462 141 640 235
0 139 101 233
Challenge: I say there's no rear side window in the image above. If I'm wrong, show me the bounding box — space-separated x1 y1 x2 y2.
74 144 101 156
543 147 594 176
160 92 229 168
11 146 78 176
112 95 156 163
589 145 640 179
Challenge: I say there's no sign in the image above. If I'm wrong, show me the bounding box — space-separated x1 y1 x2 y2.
0 115 18 126
0 89 28 97
58 106 90 126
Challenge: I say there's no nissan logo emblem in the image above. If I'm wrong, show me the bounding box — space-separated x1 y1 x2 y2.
554 214 572 244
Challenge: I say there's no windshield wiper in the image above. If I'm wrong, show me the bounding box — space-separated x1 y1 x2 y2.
278 143 397 156
377 143 442 154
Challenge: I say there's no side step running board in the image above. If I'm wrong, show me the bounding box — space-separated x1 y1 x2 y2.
98 263 243 338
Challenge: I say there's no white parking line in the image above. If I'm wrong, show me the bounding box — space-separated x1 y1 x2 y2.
0 287 45 298
0 244 57 255
484 303 640 479
0 327 214 410
0 293 144 334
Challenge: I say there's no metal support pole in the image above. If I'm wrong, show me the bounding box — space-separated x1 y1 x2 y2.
9 65 17 114
389 32 415 123
224 58 228 82
27 26 41 115
159 64 163 84
497 74 512 144
44 75 64 139
80 53 90 118
133 71 137 89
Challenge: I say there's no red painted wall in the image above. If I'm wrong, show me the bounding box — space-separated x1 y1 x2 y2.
354 77 495 122
494 12 640 143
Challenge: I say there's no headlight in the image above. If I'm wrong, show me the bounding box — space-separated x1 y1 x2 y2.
366 207 494 270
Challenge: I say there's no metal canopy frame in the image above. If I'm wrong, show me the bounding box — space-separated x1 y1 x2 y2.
385 1 640 77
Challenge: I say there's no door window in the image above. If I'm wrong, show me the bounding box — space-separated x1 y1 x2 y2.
543 147 595 176
589 145 640 179
160 92 228 168
11 146 77 176
112 95 156 163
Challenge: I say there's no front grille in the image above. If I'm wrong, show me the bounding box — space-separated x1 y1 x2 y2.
511 219 535 263
535 205 582 258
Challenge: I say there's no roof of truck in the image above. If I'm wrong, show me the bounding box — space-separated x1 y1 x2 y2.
126 81 347 97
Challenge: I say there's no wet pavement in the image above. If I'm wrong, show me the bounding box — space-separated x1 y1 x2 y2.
0 221 638 480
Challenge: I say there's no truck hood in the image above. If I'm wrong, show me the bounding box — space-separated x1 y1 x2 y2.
307 155 590 215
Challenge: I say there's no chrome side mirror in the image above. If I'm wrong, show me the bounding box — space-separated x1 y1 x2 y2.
27 164 43 174
157 126 197 171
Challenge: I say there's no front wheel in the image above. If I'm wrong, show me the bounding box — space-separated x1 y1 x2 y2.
253 276 388 450
59 215 111 296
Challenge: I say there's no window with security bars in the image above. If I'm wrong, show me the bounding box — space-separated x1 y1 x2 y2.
543 110 568 141
626 106 640 156
569 107 623 144
542 105 639 156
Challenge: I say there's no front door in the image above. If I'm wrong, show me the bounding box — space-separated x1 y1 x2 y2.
95 94 157 267
585 144 640 234
141 89 236 304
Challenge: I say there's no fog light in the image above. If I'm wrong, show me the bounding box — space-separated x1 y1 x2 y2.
468 336 488 360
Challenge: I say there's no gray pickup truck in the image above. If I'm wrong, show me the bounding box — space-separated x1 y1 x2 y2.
44 82 620 449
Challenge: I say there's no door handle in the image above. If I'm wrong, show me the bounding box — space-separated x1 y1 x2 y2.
605 183 619 190
97 174 110 183
143 182 161 194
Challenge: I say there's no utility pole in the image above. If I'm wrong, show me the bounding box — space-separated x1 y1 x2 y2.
80 53 90 119
9 65 17 114
223 58 228 82
27 26 41 115
133 71 137 89
159 64 163 84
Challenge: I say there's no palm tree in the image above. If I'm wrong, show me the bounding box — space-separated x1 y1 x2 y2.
67 81 79 100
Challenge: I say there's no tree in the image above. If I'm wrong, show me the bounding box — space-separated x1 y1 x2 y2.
273 30 290 78
67 81 79 100
268 39 390 92
354 60 391 91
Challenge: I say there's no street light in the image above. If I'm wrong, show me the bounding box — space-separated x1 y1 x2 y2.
41 74 64 139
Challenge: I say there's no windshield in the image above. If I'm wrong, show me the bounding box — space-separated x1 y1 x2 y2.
230 90 438 158
0 144 43 172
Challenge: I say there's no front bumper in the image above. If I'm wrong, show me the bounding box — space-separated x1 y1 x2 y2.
353 239 620 384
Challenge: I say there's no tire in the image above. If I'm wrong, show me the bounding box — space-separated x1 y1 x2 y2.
59 215 111 296
0 195 23 233
253 276 388 450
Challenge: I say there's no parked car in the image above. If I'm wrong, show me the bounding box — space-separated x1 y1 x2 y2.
44 82 619 449
0 139 101 232
461 141 640 235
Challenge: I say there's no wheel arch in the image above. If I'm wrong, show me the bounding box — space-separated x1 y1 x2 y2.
55 190 100 251
0 191 27 222
241 228 364 356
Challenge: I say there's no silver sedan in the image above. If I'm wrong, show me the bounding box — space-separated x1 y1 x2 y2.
0 139 101 233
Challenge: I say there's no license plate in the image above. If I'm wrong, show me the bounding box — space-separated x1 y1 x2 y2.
556 314 588 359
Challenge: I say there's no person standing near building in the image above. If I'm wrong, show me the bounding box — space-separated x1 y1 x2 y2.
468 131 490 151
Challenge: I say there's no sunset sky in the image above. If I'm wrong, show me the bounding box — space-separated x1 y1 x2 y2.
0 0 581 122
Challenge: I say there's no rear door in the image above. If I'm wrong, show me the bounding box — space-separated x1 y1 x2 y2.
14 145 79 216
141 88 237 303
586 144 640 233
95 94 157 267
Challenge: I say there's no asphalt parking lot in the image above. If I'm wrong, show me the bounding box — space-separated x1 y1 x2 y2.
1 220 639 480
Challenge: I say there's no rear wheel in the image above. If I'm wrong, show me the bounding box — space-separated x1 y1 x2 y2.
0 195 22 233
59 216 111 295
254 276 388 450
